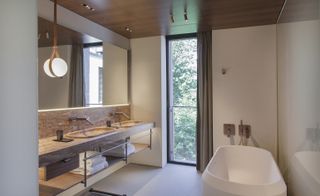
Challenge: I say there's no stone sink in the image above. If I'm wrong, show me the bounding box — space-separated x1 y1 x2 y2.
65 127 115 139
112 120 143 128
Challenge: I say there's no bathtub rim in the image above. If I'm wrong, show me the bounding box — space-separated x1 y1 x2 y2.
202 145 287 195
290 151 320 193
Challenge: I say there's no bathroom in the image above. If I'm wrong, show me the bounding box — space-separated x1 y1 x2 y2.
0 0 319 196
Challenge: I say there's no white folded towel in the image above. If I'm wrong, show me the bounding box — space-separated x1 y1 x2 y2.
71 161 108 176
79 156 106 168
79 151 102 160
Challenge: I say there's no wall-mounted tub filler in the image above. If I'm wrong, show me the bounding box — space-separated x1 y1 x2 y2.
239 120 251 146
224 124 236 137
224 124 236 145
202 146 287 196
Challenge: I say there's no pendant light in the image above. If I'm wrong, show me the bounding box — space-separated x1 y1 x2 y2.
43 0 68 78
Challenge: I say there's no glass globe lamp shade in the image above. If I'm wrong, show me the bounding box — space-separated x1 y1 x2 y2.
43 57 68 77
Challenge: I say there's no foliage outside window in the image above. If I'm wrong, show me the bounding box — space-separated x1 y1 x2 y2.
170 38 197 163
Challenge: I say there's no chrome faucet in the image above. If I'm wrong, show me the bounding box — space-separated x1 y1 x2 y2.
114 112 130 120
68 117 94 125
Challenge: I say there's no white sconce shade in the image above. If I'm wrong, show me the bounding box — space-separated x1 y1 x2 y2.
43 57 68 78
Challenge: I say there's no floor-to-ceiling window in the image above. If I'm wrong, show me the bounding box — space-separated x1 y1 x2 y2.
167 34 197 165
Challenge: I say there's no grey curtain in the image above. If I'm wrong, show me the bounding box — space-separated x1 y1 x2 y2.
196 31 214 172
69 44 85 107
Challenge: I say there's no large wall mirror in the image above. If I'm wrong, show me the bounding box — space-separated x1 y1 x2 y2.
38 17 128 110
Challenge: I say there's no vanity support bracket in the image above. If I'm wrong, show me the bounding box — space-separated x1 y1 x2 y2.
149 129 152 150
81 151 88 187
84 151 87 187
124 137 129 164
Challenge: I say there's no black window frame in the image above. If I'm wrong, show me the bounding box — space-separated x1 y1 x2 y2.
166 33 197 166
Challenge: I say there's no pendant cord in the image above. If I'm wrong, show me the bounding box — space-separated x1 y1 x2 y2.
48 0 58 77
53 0 57 48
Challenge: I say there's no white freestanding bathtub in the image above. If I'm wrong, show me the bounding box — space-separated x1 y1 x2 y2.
202 146 287 196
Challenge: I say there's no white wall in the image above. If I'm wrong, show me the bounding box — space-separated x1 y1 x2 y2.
38 45 72 109
128 27 277 167
0 1 38 195
277 19 320 196
129 36 167 167
212 25 278 157
103 43 128 105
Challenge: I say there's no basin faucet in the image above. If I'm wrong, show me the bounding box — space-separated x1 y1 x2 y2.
114 112 130 120
68 117 94 125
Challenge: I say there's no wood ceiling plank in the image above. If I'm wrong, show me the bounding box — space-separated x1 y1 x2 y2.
55 0 285 38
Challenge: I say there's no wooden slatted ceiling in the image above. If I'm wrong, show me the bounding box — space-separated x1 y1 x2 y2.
55 0 285 38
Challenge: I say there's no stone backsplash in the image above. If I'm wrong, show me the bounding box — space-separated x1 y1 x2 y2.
38 105 130 139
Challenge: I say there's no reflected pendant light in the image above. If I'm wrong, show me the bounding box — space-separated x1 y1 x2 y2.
43 0 68 78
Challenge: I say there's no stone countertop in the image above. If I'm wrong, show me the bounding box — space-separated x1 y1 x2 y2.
39 122 155 167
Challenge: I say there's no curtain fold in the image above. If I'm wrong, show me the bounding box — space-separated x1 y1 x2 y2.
69 44 85 107
196 31 214 172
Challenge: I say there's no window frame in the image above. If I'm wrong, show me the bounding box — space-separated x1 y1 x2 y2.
166 33 197 166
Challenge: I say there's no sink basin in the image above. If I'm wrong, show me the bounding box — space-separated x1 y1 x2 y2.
112 120 143 128
65 127 115 139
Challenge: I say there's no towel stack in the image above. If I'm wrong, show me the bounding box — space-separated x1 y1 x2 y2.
71 151 108 176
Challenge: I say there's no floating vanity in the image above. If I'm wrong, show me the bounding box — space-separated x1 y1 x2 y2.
39 115 154 195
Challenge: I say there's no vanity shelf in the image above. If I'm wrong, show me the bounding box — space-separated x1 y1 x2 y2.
39 142 150 196
39 172 82 195
39 122 154 196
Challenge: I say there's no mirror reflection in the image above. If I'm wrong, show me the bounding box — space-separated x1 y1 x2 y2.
38 17 128 110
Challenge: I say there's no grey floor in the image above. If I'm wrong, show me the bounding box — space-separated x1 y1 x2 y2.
79 163 203 196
